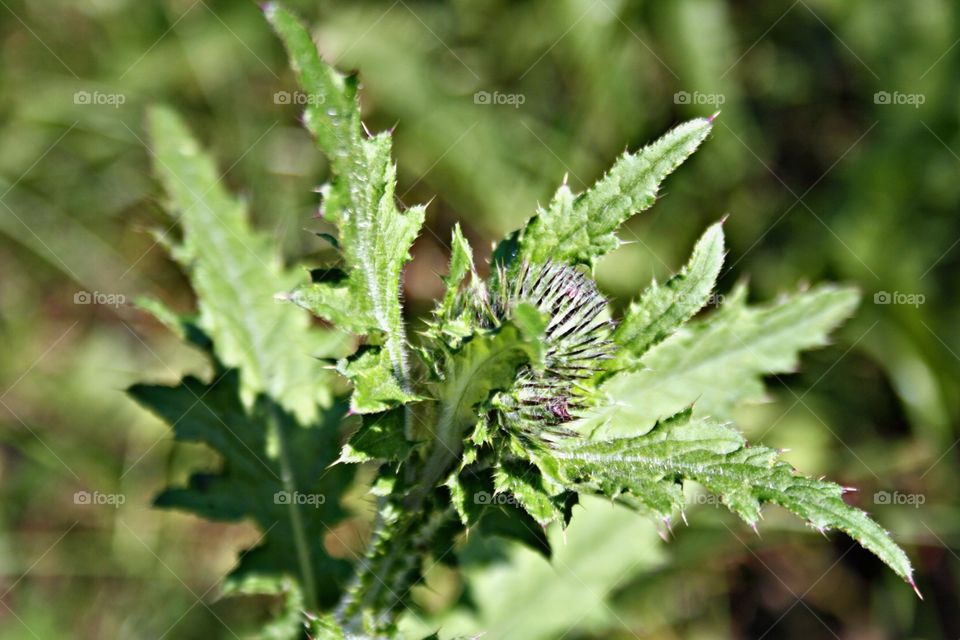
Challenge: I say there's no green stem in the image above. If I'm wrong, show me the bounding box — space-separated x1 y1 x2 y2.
338 501 455 633
335 407 464 631
269 403 318 610
336 328 536 630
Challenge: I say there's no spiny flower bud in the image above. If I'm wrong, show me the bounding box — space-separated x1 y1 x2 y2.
490 261 614 440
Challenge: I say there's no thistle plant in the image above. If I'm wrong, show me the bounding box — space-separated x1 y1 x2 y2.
130 5 915 639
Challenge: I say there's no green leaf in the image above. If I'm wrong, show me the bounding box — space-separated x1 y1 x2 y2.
339 408 412 463
400 496 665 640
612 221 725 364
445 467 552 557
437 223 475 320
493 459 569 527
517 118 713 266
306 612 349 640
267 5 425 411
474 502 552 559
223 576 305 640
423 318 546 462
435 317 546 429
146 106 342 424
337 348 420 414
580 284 860 437
133 296 211 352
128 370 354 610
542 410 914 585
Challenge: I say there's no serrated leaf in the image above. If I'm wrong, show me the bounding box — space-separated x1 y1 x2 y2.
581 284 860 437
337 348 420 414
474 503 552 559
426 318 545 455
146 107 342 424
134 296 211 352
339 408 412 463
437 223 475 320
517 118 713 266
541 410 914 584
493 459 568 527
446 466 552 557
128 370 354 610
267 5 424 411
612 221 725 364
307 612 348 640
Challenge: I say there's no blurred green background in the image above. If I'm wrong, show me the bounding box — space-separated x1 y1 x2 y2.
1 0 958 637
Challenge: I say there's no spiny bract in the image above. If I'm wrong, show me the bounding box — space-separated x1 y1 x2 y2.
486 262 614 441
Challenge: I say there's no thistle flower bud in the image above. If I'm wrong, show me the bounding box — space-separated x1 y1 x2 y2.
489 262 614 440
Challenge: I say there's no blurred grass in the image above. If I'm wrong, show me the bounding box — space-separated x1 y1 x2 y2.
1 0 959 637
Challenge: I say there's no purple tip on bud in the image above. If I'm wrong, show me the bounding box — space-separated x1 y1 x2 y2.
910 578 923 600
708 110 721 123
719 213 730 225
750 522 760 537
840 486 858 494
